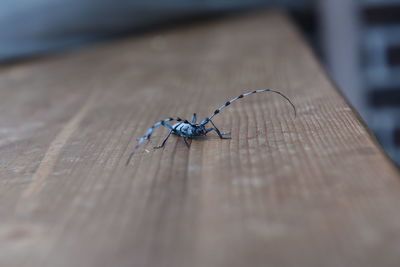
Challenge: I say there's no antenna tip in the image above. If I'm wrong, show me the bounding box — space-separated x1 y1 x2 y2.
125 150 136 165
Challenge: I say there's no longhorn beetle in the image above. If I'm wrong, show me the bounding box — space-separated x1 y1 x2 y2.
126 89 296 165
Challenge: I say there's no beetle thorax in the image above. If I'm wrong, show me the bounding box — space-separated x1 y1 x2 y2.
173 123 207 137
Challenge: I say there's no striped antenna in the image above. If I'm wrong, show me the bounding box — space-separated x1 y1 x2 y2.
126 117 182 165
200 89 296 125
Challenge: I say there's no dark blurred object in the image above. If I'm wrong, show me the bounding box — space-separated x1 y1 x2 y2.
395 128 400 146
361 1 400 165
317 0 400 166
387 46 400 66
369 88 400 108
364 4 400 24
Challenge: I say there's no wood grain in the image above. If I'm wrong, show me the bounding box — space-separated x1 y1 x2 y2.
0 10 399 267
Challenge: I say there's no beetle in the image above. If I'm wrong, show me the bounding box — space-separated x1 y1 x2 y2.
126 89 296 165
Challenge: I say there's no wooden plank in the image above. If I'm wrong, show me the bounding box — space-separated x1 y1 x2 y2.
1 10 400 267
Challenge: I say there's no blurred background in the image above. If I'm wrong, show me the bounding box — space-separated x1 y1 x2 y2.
1 0 399 166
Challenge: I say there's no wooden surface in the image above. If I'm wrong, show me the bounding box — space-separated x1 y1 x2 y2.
1 10 400 267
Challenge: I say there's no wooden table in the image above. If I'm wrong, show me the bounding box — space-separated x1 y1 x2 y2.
1 10 399 267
